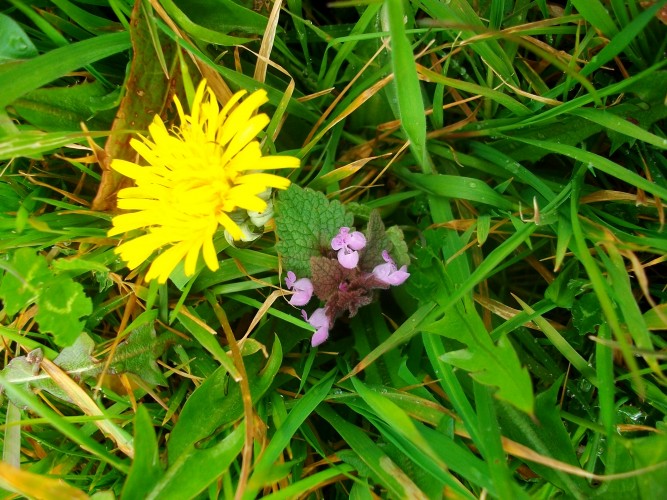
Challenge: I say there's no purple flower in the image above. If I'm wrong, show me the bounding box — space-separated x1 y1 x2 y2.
372 250 410 286
302 307 330 347
285 271 313 306
331 227 366 269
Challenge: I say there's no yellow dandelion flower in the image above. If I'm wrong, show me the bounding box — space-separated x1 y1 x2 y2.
108 81 299 283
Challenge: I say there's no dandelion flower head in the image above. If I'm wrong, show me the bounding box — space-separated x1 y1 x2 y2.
108 81 299 283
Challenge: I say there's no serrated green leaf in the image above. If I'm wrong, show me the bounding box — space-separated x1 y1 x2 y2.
0 248 52 316
442 334 534 415
0 349 69 405
53 332 97 375
110 324 168 386
385 225 410 268
35 279 92 347
358 210 390 271
275 185 353 277
544 261 580 309
0 329 169 407
413 244 534 414
572 292 603 335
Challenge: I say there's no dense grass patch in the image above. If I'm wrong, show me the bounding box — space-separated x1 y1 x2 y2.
1 1 666 498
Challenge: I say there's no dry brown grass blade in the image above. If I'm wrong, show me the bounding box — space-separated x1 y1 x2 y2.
300 68 398 193
580 189 656 204
21 172 90 207
303 41 389 147
207 297 254 500
149 1 233 104
94 284 138 394
242 289 290 341
237 44 295 141
39 358 134 458
0 461 89 500
313 153 391 195
640 150 665 229
474 294 539 330
500 435 667 481
253 0 282 84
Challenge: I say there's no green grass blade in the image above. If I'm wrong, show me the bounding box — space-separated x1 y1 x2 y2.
509 137 667 202
418 65 531 116
0 31 130 110
571 0 618 37
317 404 428 499
399 171 518 211
147 424 245 500
384 0 428 169
244 370 336 498
175 307 241 379
351 377 477 498
570 108 667 149
122 405 163 498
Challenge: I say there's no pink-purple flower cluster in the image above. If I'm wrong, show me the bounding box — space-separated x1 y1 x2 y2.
285 225 409 347
331 227 366 269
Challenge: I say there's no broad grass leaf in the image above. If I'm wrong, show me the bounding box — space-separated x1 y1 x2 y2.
12 80 116 132
0 130 106 160
0 32 130 110
351 377 479 498
147 424 244 500
176 0 268 35
621 434 667 498
244 370 336 498
122 405 164 499
167 336 282 462
399 172 517 211
497 382 596 498
496 71 667 163
384 0 427 168
317 404 429 500
571 0 618 37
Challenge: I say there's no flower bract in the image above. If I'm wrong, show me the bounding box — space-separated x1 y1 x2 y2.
108 81 299 283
